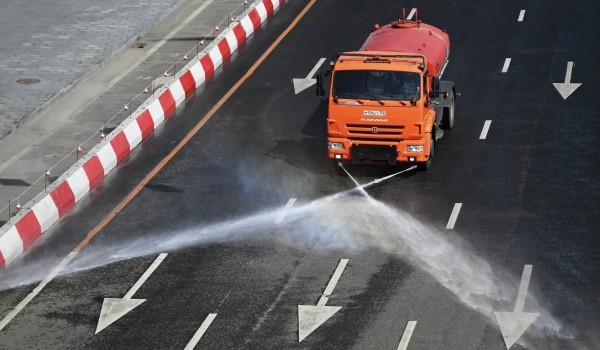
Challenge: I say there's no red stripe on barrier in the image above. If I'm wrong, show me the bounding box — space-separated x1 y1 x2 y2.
249 9 262 31
218 39 231 62
179 70 197 98
233 23 246 45
15 211 41 249
136 110 155 140
0 252 4 268
50 181 75 218
110 131 131 164
200 54 215 78
263 0 274 16
158 89 176 118
82 155 104 189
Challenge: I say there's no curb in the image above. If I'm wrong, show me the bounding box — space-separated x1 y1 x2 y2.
0 0 287 268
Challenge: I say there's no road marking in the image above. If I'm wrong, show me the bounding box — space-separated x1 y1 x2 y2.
397 321 417 350
446 203 462 229
184 313 218 350
553 61 581 100
494 265 540 349
406 8 417 20
298 259 348 342
0 252 78 332
96 253 167 333
517 10 526 22
0 0 318 329
479 120 492 139
274 198 297 224
292 58 325 94
319 258 348 306
501 58 511 73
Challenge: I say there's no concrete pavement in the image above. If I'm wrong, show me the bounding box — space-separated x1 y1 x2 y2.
0 0 252 227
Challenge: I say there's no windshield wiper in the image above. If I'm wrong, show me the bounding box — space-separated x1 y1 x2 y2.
363 93 385 105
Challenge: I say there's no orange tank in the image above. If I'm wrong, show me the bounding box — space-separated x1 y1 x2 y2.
360 20 450 77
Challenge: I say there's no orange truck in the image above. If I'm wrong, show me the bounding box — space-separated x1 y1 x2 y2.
316 11 455 170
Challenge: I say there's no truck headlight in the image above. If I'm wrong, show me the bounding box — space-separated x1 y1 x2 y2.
407 145 423 152
328 142 344 150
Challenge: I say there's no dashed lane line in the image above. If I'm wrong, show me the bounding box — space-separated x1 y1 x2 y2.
518 10 526 22
502 58 512 73
184 313 218 350
446 203 462 230
480 120 492 139
274 198 297 224
397 321 417 350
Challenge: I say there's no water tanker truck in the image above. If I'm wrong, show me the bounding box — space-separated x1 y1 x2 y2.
316 10 455 170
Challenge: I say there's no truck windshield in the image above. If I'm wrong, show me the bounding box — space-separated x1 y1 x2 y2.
333 70 420 101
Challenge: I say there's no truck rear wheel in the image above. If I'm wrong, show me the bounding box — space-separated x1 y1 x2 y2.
441 91 455 130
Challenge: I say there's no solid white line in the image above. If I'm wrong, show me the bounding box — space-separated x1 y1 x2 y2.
514 265 533 313
306 58 326 79
446 203 462 229
406 8 417 20
518 10 526 22
108 0 215 86
397 321 417 350
184 313 218 350
0 251 78 331
274 198 297 224
124 253 168 299
502 58 512 73
317 259 349 306
479 120 492 139
439 60 449 78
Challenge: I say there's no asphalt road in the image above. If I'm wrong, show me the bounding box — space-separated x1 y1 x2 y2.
0 0 598 349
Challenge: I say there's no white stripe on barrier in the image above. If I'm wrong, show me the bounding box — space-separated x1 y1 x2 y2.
122 119 143 150
148 99 166 126
96 143 118 176
270 0 280 11
66 167 91 203
0 227 24 265
31 195 60 232
189 61 206 86
256 2 268 22
169 80 186 107
224 30 239 53
208 46 223 70
240 15 255 37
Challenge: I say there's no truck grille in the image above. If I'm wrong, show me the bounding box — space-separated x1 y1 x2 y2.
346 124 404 142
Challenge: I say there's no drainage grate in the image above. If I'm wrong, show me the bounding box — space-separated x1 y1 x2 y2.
16 78 40 85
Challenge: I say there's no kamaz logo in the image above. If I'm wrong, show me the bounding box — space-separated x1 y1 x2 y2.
363 110 386 116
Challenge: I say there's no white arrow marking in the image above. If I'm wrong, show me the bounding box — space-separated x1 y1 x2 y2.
293 58 326 94
494 265 540 349
553 61 581 100
184 313 218 350
298 258 348 342
274 198 297 224
446 203 462 229
95 253 167 334
397 321 417 350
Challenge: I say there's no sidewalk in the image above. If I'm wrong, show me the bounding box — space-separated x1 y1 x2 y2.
0 0 253 226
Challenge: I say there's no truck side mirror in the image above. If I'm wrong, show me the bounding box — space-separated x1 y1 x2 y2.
429 77 440 99
316 73 326 98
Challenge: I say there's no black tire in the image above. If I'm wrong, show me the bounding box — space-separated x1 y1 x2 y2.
418 131 435 171
441 90 455 130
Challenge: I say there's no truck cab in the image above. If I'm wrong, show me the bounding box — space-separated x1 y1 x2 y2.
317 18 456 170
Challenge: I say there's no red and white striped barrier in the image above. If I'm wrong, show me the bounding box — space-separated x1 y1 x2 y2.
0 0 286 268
